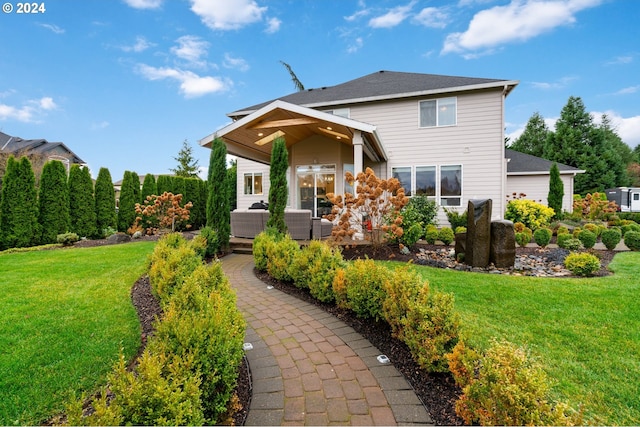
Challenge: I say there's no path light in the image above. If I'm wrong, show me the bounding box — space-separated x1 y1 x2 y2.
243 343 254 351
267 285 274 290
377 355 390 364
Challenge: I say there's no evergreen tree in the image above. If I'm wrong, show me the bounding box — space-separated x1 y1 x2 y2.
156 175 172 194
184 177 202 228
599 114 630 187
69 165 96 238
0 156 39 249
131 171 141 204
227 158 237 211
510 112 549 157
206 138 230 249
141 173 157 201
117 171 138 232
38 160 69 243
633 145 640 163
267 137 289 233
170 139 200 178
547 163 564 219
95 167 117 236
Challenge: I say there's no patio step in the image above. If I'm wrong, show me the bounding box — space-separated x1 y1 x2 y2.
230 238 253 255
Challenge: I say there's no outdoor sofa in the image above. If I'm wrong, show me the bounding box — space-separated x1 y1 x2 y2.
230 208 333 240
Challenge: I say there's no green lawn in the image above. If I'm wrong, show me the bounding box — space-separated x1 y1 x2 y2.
386 252 640 425
0 241 156 425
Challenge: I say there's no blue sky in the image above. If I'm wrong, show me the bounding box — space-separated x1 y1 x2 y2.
1 0 638 181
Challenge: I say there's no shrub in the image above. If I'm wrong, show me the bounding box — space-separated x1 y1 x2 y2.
505 199 554 230
621 223 640 236
513 221 526 232
266 234 300 282
290 240 345 301
134 192 193 235
147 234 202 302
253 230 277 271
425 225 439 244
515 230 532 247
624 230 640 251
563 238 584 251
450 339 581 426
577 229 597 249
564 252 601 276
438 227 455 245
406 195 438 227
556 225 569 235
401 223 423 246
573 192 617 221
583 223 600 237
382 266 426 339
556 233 572 248
444 208 467 230
601 228 622 250
454 226 467 234
533 228 552 248
342 258 388 320
402 287 460 373
572 227 582 238
56 232 79 246
199 226 218 258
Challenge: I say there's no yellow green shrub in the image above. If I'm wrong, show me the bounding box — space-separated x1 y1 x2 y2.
564 252 600 276
505 199 554 230
343 258 389 320
381 265 425 340
266 234 300 281
305 243 345 303
253 230 277 271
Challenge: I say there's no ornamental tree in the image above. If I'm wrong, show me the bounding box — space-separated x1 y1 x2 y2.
117 171 139 232
206 138 230 249
266 137 289 234
141 173 157 202
69 164 96 238
38 160 70 244
326 167 409 246
547 163 564 220
95 167 117 236
0 156 39 249
133 192 192 235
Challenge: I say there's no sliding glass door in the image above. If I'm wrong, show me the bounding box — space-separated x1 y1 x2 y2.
296 165 336 217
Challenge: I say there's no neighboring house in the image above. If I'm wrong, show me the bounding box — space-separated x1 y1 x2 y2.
0 131 85 171
200 70 530 225
505 149 584 214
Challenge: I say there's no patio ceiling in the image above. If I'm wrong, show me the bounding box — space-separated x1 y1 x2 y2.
199 100 387 165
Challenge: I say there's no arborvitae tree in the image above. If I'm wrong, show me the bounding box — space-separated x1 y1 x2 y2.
266 137 289 233
69 165 96 238
156 175 172 194
184 178 202 228
38 160 69 244
510 112 549 157
227 158 237 211
141 173 157 201
0 156 39 249
170 139 200 178
130 172 141 204
199 179 208 228
117 171 138 232
171 176 186 198
95 167 117 236
547 163 564 219
206 138 230 249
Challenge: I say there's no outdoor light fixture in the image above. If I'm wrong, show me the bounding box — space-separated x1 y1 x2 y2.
254 130 285 146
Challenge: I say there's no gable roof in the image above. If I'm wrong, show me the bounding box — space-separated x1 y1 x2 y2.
0 131 85 164
229 70 518 118
505 149 584 175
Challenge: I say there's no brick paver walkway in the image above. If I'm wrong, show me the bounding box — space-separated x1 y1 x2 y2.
221 253 433 426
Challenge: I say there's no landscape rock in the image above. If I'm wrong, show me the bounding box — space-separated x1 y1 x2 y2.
107 232 132 244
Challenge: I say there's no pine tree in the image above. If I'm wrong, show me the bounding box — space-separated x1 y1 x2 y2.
599 114 630 187
38 160 69 243
95 167 117 236
543 96 593 169
0 156 39 249
117 171 138 232
206 138 230 249
547 163 564 219
510 112 549 157
69 165 96 238
141 173 157 202
170 139 200 178
267 137 289 233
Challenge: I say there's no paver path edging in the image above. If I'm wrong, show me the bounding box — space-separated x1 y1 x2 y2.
221 253 433 426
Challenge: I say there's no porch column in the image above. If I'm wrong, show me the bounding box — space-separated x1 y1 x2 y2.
353 130 364 176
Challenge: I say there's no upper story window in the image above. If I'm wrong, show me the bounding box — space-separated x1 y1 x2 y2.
419 97 457 127
325 108 350 118
244 172 263 195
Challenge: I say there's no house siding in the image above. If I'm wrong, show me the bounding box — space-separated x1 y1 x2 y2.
506 174 575 214
236 159 271 210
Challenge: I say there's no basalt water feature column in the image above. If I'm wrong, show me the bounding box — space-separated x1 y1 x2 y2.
465 199 492 268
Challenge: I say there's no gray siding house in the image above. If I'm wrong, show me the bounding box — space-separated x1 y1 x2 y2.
200 70 574 225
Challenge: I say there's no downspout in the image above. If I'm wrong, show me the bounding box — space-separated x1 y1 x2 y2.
500 85 509 220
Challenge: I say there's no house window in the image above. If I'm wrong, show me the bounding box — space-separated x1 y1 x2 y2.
343 164 354 195
392 166 412 196
325 108 350 118
415 166 436 198
243 173 263 195
440 165 462 206
419 97 457 127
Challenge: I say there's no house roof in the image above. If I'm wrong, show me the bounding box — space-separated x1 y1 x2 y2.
505 149 585 175
229 70 518 118
0 131 85 164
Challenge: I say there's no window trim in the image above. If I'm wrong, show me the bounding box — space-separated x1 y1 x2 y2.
389 164 463 207
418 96 457 128
415 165 437 199
243 172 263 195
439 164 462 207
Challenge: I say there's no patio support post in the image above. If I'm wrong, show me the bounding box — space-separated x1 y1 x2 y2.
353 130 364 176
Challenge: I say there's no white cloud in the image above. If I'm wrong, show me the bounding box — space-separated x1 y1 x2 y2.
90 121 110 131
615 86 640 95
38 23 65 34
593 111 640 148
223 53 249 72
189 0 266 30
347 37 364 54
345 2 370 22
136 64 230 98
171 35 210 66
265 17 281 34
530 76 578 90
120 36 154 53
606 55 634 65
442 0 602 55
368 1 416 29
412 7 449 29
0 96 57 123
123 0 162 9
